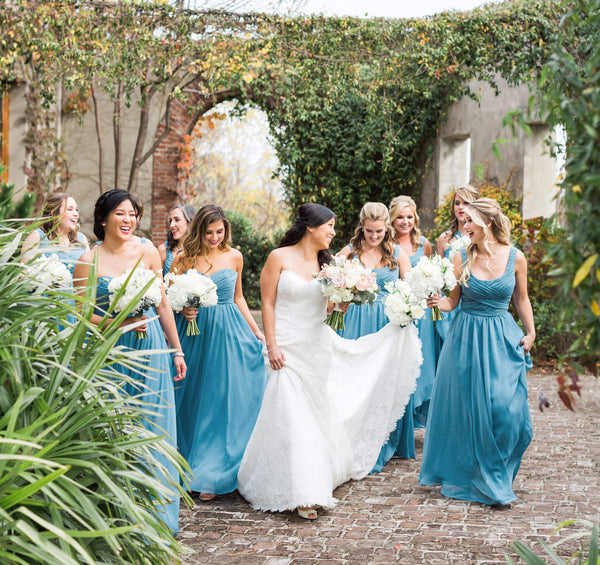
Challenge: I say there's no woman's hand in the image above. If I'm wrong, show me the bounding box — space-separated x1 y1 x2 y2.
255 330 266 345
426 293 442 309
520 333 535 355
182 306 198 322
338 301 350 314
173 356 186 381
268 345 286 371
122 315 147 334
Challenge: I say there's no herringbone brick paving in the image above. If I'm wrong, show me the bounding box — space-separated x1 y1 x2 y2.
179 370 600 564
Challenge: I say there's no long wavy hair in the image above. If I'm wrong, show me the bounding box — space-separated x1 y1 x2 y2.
389 195 422 252
174 204 231 274
460 198 512 286
165 204 197 251
446 184 481 241
348 202 397 269
279 203 335 268
40 193 80 243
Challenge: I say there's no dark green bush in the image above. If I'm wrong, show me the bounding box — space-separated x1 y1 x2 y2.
228 210 279 309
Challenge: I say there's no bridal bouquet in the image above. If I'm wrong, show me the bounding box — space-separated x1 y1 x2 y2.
384 280 426 327
314 256 379 330
23 253 72 292
405 255 457 321
447 234 471 260
164 269 218 336
108 266 162 339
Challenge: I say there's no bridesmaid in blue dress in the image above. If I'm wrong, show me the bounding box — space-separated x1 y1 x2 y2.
73 189 186 535
22 192 89 273
336 202 413 469
435 185 481 346
389 195 436 427
170 204 267 502
157 204 197 276
419 198 535 506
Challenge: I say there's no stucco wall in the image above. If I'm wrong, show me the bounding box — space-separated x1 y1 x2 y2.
7 84 27 193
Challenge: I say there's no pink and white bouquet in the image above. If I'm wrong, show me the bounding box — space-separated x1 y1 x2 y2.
405 255 457 321
108 266 162 339
384 280 426 327
314 256 379 330
23 253 72 292
447 234 471 260
164 269 218 336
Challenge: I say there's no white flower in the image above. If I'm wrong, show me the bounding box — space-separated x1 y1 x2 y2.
405 255 457 300
384 280 426 327
23 254 72 292
448 234 471 260
314 257 379 306
164 269 218 311
108 266 162 316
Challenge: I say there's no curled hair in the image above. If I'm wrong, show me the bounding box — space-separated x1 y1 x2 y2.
166 204 197 251
279 203 335 268
389 195 422 252
174 204 231 274
348 202 397 269
446 184 481 240
93 189 142 240
460 198 512 286
40 192 79 244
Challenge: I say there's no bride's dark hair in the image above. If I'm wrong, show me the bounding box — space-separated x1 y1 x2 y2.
279 203 336 267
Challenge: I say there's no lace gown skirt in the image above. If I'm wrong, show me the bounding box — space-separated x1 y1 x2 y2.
237 270 421 512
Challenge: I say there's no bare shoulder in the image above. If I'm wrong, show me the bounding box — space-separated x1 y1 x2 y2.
157 241 166 253
514 248 527 268
337 245 351 258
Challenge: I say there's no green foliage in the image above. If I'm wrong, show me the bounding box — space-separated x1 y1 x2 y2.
0 166 35 220
506 519 599 564
429 171 523 242
228 210 278 309
0 223 188 564
531 0 600 363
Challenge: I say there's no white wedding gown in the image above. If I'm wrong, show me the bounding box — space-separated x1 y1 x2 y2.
237 269 422 511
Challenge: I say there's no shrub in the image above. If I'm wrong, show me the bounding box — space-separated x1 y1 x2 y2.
228 210 279 309
0 222 189 564
0 165 35 220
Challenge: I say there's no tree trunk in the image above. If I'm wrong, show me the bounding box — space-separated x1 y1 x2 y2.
90 80 105 195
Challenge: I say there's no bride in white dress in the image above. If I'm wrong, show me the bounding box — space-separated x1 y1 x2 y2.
237 203 421 520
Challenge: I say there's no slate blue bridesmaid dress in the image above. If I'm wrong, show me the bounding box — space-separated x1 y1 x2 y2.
419 247 532 505
34 227 87 274
163 247 174 277
174 268 267 495
96 273 181 535
337 246 416 469
434 232 463 345
409 237 438 427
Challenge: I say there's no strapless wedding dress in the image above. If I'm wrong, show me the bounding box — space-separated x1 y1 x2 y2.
237 270 422 511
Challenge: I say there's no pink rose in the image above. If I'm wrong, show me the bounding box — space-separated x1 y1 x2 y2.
355 275 372 292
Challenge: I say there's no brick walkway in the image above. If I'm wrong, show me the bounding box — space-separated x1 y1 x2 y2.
178 370 600 564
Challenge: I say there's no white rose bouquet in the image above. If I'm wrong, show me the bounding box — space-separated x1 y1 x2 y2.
164 269 218 336
447 234 471 260
314 256 379 330
23 253 72 292
384 280 426 327
108 266 162 339
405 255 457 321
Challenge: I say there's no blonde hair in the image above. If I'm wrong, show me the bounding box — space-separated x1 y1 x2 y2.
389 195 422 252
348 202 397 269
460 198 512 286
447 184 481 240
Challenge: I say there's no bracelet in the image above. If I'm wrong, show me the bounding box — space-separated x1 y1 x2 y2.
173 351 185 358
267 346 279 353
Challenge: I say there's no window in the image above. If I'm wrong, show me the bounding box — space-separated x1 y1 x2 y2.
438 135 471 206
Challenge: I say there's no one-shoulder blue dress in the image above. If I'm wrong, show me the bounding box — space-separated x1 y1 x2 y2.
174 268 267 495
409 238 438 427
163 247 175 277
419 247 532 505
96 274 181 535
337 246 416 469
